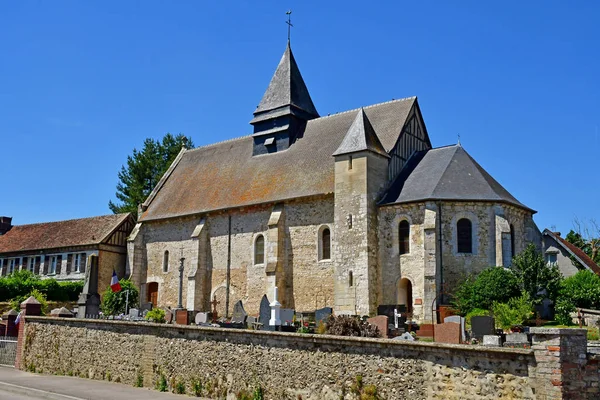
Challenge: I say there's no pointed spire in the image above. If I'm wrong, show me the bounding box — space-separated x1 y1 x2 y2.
251 43 319 124
333 109 390 158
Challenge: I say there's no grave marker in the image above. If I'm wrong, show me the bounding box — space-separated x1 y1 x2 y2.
471 316 495 340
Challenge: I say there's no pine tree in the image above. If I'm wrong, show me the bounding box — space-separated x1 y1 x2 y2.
109 133 193 217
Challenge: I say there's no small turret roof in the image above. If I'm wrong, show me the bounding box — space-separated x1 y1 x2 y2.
251 43 319 122
333 109 390 158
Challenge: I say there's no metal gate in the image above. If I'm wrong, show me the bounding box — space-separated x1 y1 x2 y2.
0 337 17 367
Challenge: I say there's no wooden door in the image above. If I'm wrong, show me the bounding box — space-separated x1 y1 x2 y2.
147 282 159 307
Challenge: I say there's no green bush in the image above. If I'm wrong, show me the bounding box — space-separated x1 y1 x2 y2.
0 270 83 302
10 288 49 315
453 267 521 315
100 279 139 315
145 308 166 323
554 270 600 325
492 292 533 331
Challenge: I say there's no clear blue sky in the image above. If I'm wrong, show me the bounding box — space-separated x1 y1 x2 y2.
1 1 598 234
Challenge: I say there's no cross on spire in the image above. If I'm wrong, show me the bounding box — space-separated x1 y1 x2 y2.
286 10 293 43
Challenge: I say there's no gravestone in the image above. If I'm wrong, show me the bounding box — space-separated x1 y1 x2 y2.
377 305 405 320
483 335 502 347
140 302 153 313
504 332 530 349
129 308 140 318
367 316 389 338
164 309 173 324
259 295 271 330
279 308 295 326
393 332 415 341
315 307 333 324
444 315 466 342
195 312 212 325
246 316 258 329
434 322 461 344
471 316 495 340
232 300 248 324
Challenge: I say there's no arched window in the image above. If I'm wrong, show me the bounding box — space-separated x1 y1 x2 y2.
254 235 265 265
457 218 473 253
320 228 331 260
348 271 353 287
510 224 515 258
399 220 410 255
163 251 169 272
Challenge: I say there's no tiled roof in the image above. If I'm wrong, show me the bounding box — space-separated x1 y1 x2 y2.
333 109 390 158
0 213 132 254
141 97 416 221
380 144 533 211
543 230 600 275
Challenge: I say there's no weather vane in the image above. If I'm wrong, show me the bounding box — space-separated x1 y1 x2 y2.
286 10 293 42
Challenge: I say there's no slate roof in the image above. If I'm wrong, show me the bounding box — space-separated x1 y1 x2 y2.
251 43 319 123
0 213 132 254
543 230 600 275
380 144 533 211
333 109 390 158
141 97 417 221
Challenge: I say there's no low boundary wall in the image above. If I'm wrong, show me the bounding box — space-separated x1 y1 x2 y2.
16 316 597 399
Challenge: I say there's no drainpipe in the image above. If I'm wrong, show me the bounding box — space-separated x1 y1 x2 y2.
226 215 231 318
437 202 444 309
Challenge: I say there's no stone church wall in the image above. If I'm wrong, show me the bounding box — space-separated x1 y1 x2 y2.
138 196 334 316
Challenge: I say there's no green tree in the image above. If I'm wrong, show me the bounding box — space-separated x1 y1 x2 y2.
555 270 600 325
566 227 600 265
511 243 563 304
100 280 139 316
108 133 193 216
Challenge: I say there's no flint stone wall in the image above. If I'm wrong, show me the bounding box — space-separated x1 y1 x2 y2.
21 317 536 399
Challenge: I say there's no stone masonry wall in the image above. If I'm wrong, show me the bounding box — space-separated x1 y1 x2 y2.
21 317 539 400
138 196 334 316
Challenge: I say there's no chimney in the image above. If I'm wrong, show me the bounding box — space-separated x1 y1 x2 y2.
0 217 13 235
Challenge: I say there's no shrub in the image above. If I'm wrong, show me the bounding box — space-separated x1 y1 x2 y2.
325 315 380 338
145 308 166 323
100 279 139 316
453 267 521 315
157 374 168 392
0 271 83 302
10 288 49 315
492 292 533 331
174 379 186 394
554 270 600 325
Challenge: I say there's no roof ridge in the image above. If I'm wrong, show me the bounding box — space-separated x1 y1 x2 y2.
10 213 129 228
186 97 417 154
184 134 253 154
317 96 417 121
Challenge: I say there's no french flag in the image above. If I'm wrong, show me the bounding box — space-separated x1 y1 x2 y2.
14 312 21 329
110 270 122 293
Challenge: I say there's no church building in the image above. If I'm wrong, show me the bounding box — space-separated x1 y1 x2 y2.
127 42 541 322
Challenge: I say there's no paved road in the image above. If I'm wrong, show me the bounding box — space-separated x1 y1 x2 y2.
0 366 203 399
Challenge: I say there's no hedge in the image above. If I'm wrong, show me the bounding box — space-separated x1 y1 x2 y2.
0 270 84 302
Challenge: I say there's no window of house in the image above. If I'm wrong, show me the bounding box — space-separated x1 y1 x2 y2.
399 220 410 255
255 235 265 265
457 218 473 253
28 257 37 273
163 251 169 273
320 228 331 260
8 258 17 274
73 253 84 273
49 256 58 274
547 253 558 264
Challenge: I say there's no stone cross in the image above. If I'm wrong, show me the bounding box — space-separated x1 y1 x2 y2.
211 294 220 321
269 286 281 328
286 10 293 42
